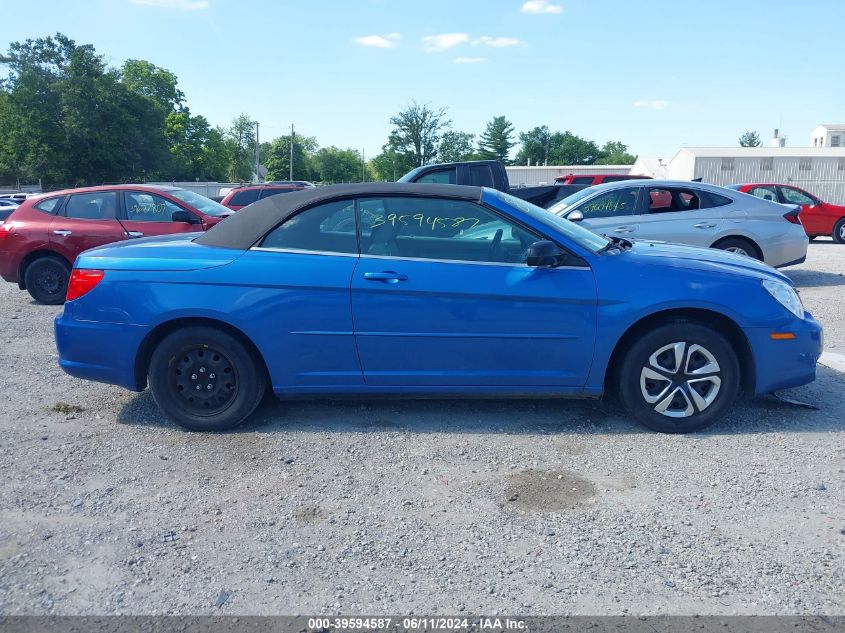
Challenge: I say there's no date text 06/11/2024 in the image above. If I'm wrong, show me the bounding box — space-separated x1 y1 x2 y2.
305 617 528 631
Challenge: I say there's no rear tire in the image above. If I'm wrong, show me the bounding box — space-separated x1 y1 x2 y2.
24 256 69 305
833 218 845 244
618 322 740 433
712 237 762 260
148 326 267 431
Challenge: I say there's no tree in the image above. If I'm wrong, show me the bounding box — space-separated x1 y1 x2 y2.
477 116 515 162
438 131 476 163
595 140 637 165
514 125 553 165
224 114 256 182
388 101 450 166
369 142 416 181
121 59 183 113
514 127 601 165
264 133 318 181
313 146 369 184
739 130 761 147
162 110 228 180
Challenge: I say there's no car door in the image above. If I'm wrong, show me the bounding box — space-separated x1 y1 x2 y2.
119 190 201 239
49 191 126 262
778 186 825 234
634 186 721 246
351 195 597 387
568 186 641 237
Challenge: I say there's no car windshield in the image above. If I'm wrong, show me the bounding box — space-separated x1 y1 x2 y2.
168 189 232 217
493 190 609 253
546 187 596 214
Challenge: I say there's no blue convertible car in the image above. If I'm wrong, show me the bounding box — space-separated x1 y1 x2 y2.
54 183 822 433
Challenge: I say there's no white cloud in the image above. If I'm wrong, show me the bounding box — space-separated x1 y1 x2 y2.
473 36 526 47
353 33 401 48
454 57 489 64
521 0 563 14
129 0 209 9
633 99 670 110
421 33 470 52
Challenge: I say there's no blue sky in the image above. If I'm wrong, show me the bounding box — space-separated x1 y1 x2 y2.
1 0 843 161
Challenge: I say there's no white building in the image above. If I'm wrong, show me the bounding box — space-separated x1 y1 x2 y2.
810 124 845 148
505 165 631 187
655 147 845 204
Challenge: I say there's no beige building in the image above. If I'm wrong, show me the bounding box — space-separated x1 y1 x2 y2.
810 124 845 148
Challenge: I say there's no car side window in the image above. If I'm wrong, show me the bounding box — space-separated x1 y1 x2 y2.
578 188 639 219
748 186 778 202
780 187 815 206
702 191 733 208
229 189 261 206
468 165 495 187
358 196 541 265
34 196 64 215
260 199 357 254
64 192 118 220
647 188 704 213
123 191 185 222
416 168 457 184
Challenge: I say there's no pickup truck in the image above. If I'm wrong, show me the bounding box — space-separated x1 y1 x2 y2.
398 160 585 208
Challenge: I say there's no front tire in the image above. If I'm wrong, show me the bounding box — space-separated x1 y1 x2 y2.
148 326 267 431
618 323 740 433
24 256 69 304
833 218 845 244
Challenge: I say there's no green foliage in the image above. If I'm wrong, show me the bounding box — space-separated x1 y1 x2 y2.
121 59 183 113
225 114 257 182
313 146 369 183
476 116 515 162
438 131 476 163
595 141 637 165
369 143 417 181
264 133 318 182
739 130 761 147
514 127 603 165
388 101 450 167
163 110 229 181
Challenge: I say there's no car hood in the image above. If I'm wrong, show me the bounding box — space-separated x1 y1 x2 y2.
620 240 791 283
76 233 243 271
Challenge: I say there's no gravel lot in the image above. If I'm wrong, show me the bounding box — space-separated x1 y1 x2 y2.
0 240 843 616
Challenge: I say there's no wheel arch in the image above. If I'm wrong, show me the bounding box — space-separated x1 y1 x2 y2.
709 234 763 258
604 307 755 398
134 317 271 391
18 249 71 289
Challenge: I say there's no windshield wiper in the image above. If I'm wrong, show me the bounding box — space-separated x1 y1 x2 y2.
596 235 633 254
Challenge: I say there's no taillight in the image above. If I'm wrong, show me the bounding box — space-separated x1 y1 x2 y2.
783 210 802 225
66 269 104 301
0 222 14 239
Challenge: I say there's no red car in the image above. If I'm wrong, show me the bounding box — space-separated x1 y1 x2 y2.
0 185 231 304
730 183 845 243
220 184 305 211
555 173 652 185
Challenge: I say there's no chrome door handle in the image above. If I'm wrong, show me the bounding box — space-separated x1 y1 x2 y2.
612 226 635 233
52 229 72 237
363 271 408 283
126 231 144 238
694 223 716 229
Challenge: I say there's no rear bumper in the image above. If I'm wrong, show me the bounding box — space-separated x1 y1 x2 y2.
762 230 808 268
746 311 823 394
55 311 148 391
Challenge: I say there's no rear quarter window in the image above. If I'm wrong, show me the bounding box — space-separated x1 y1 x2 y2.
229 189 261 206
34 196 64 215
702 191 733 208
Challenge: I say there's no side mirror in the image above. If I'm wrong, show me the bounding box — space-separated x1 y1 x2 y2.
526 240 564 268
171 210 197 224
567 209 584 222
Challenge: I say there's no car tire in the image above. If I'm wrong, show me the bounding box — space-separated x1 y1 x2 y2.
618 322 740 433
148 326 267 432
712 237 762 260
833 219 845 244
24 256 70 305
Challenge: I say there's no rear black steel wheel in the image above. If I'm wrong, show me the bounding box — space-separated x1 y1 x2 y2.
24 256 69 305
149 326 266 431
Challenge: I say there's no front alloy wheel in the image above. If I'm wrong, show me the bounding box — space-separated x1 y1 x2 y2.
619 323 740 433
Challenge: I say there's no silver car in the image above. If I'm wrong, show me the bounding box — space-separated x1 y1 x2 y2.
547 180 808 268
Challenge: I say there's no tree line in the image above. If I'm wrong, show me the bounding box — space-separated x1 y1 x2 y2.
0 33 638 189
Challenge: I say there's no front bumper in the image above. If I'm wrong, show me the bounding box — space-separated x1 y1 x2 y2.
745 311 823 394
55 311 149 391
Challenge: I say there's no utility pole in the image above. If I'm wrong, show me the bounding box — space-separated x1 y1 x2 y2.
361 148 365 182
290 123 295 182
254 121 260 183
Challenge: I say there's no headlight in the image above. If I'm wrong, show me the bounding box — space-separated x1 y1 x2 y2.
762 279 804 320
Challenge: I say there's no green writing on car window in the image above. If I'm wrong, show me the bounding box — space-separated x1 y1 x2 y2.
369 214 481 231
132 202 168 215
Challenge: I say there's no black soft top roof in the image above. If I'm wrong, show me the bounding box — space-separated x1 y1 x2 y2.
195 182 484 250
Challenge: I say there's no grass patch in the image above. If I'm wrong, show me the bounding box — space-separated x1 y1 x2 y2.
50 402 85 414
